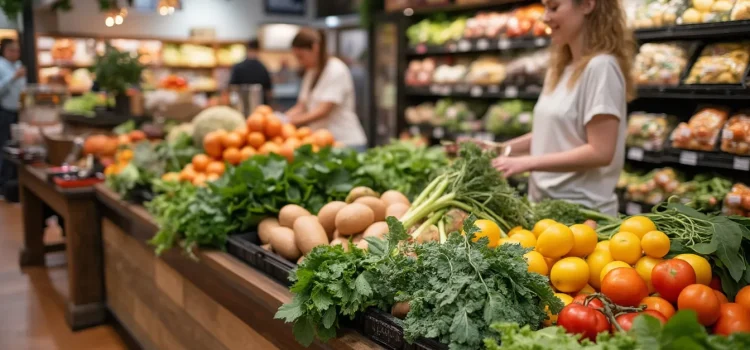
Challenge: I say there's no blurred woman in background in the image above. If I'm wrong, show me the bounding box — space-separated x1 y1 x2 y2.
286 28 367 151
0 38 26 196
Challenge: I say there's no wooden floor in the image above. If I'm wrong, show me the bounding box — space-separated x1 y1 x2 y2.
0 200 127 350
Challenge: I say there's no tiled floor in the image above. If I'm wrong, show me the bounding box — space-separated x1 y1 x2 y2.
0 200 127 350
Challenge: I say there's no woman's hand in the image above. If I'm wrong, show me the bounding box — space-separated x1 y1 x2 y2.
492 155 536 178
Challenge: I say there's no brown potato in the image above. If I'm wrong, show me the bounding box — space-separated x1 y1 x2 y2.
258 217 280 244
381 190 410 207
386 203 410 219
335 203 374 236
354 197 386 222
293 215 329 255
269 227 300 261
363 221 389 238
279 204 311 228
345 186 379 203
317 201 347 239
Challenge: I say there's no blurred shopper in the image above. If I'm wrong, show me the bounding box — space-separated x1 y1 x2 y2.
286 28 367 151
0 38 26 195
229 38 273 104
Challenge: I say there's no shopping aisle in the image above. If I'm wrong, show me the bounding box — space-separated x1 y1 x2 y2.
0 201 126 350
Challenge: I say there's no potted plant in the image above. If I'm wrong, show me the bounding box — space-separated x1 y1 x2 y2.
92 45 144 116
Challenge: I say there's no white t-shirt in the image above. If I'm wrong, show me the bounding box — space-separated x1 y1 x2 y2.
529 54 627 216
299 57 367 146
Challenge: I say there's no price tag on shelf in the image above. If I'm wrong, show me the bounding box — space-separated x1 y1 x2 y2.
627 147 644 161
498 38 511 50
447 43 457 52
454 84 469 93
433 127 445 139
441 86 452 95
476 39 490 51
409 125 420 136
625 202 643 215
477 132 494 142
534 37 548 47
679 151 698 166
487 85 500 94
429 85 441 94
457 39 471 52
470 86 483 97
733 156 750 171
505 86 519 98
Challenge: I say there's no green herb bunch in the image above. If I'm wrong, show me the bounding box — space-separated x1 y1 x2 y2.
93 44 144 95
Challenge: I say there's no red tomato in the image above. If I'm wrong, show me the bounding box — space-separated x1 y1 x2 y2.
709 276 723 291
640 296 676 319
713 303 750 336
714 290 729 304
678 284 721 326
614 311 667 332
573 294 604 309
652 259 696 303
643 310 668 324
557 304 611 341
601 268 649 307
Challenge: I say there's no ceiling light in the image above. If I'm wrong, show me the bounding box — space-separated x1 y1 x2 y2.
105 16 114 27
115 15 123 25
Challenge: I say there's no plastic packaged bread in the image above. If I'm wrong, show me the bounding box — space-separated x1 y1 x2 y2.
671 107 729 151
680 0 736 24
720 113 750 155
723 183 750 217
634 43 690 85
684 42 750 84
626 112 674 151
732 0 750 20
632 0 689 28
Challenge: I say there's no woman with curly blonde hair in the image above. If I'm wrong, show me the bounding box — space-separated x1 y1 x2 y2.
493 0 634 216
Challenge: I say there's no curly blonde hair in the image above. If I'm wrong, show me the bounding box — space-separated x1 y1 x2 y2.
545 0 636 101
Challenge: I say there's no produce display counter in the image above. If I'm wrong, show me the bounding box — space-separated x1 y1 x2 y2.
17 164 105 330
95 184 382 350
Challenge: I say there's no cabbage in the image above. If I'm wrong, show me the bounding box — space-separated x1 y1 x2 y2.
191 106 245 147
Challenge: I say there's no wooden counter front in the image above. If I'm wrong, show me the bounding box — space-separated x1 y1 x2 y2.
95 185 382 350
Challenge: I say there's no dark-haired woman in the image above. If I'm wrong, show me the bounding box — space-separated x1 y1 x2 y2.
0 38 25 194
286 28 367 150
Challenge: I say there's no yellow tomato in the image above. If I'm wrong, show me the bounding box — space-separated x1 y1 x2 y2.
567 224 598 257
675 254 712 285
524 251 549 276
545 256 560 271
577 284 596 295
595 240 610 252
544 293 574 326
536 223 574 258
609 232 642 264
619 216 657 239
586 250 613 289
497 238 516 246
116 149 134 163
509 230 537 248
634 256 663 293
161 172 181 182
640 231 670 258
532 219 558 237
471 219 503 248
507 226 524 237
599 261 632 282
550 257 590 293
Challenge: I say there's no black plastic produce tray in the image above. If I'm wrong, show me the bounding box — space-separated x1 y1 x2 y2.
225 232 296 287
356 309 447 350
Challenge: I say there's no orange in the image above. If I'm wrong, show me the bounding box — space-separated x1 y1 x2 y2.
255 105 273 115
233 127 249 140
302 136 315 145
222 132 245 149
192 154 211 172
284 137 301 149
203 131 224 159
272 136 284 144
161 172 180 182
206 161 225 176
278 143 295 162
313 129 335 147
265 116 283 138
735 286 750 312
179 167 197 182
222 147 242 165
259 142 280 155
192 173 207 186
206 173 220 182
246 132 266 149
246 113 266 132
281 123 297 139
296 126 312 139
240 146 256 161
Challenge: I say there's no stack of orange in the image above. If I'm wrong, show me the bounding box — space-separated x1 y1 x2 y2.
168 153 226 187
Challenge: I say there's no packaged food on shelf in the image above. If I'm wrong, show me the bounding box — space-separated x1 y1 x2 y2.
506 4 549 37
626 112 675 151
679 0 736 23
634 42 691 86
405 58 436 86
720 112 750 155
505 49 549 86
435 99 487 132
465 56 506 85
163 43 217 67
632 0 688 28
483 100 534 136
683 42 750 84
625 167 682 205
674 174 733 211
405 102 435 125
464 12 510 39
406 17 467 46
433 61 469 84
723 182 750 216
671 107 729 151
731 0 750 19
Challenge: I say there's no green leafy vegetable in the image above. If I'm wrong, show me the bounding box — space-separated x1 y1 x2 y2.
483 323 637 350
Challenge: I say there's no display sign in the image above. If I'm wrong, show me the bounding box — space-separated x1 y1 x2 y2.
265 0 306 15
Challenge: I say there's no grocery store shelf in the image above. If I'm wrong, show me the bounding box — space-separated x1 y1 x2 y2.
403 0 532 15
406 123 520 144
406 36 549 56
405 84 540 99
626 147 750 172
637 86 750 100
634 20 750 41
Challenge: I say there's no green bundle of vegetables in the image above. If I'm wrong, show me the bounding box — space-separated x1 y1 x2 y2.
355 140 447 200
483 100 535 137
675 174 733 212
